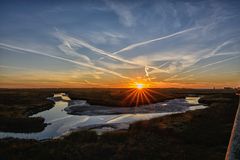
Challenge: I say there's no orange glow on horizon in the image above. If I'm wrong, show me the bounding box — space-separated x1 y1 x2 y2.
0 81 238 89
130 82 150 89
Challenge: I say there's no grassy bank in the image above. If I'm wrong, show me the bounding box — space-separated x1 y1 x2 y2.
0 92 238 160
58 88 235 107
0 117 46 133
0 89 55 132
66 88 184 107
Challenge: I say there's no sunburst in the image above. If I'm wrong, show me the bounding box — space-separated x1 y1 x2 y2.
122 82 157 107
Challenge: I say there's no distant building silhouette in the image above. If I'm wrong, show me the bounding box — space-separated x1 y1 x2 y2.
224 87 233 90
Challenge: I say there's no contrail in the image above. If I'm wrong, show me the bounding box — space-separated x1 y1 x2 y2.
55 32 140 66
197 66 222 74
210 41 233 56
58 42 93 65
163 54 240 82
182 53 240 74
189 54 240 72
148 61 171 75
164 74 194 82
55 31 166 73
200 40 233 60
162 49 240 81
187 40 234 67
0 65 30 71
112 27 201 55
0 43 133 80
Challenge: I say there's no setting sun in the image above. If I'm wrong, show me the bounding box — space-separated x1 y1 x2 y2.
129 82 150 89
136 83 144 89
124 82 157 107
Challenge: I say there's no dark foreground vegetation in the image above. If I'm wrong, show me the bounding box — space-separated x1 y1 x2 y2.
0 89 55 132
0 90 238 160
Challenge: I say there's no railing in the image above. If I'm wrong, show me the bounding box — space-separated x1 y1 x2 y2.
225 94 240 160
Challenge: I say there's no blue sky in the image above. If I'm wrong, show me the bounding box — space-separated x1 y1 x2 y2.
0 0 240 88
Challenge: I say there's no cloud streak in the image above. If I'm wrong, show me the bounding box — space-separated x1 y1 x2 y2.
164 54 240 82
54 28 199 78
104 0 136 27
55 31 165 75
112 27 202 55
58 41 93 65
0 65 31 71
0 43 132 80
55 31 140 66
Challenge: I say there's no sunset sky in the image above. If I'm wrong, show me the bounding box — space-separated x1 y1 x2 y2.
0 0 240 88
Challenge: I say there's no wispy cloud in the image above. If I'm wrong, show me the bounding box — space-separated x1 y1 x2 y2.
112 27 202 55
0 65 30 71
54 30 164 76
55 25 235 82
58 41 93 65
184 54 240 74
0 43 132 80
145 38 238 77
64 27 201 77
164 54 240 82
97 61 140 70
1 0 239 88
55 31 139 66
132 51 198 74
181 52 240 75
144 66 149 77
164 74 195 82
104 0 136 27
200 40 234 60
88 31 126 45
0 69 110 88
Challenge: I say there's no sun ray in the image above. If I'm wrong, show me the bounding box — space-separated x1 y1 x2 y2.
122 82 161 107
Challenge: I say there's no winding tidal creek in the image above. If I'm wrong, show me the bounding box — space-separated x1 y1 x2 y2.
0 93 207 140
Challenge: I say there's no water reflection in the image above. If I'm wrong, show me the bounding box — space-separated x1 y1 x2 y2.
185 97 200 105
0 94 207 140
